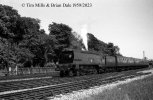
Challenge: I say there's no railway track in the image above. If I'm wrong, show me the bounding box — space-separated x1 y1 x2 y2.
0 69 151 100
0 72 124 93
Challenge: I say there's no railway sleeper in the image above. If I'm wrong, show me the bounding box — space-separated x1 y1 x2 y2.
0 92 22 99
37 90 54 99
52 90 63 96
74 85 84 90
0 70 146 100
61 86 75 92
17 90 46 99
0 86 22 92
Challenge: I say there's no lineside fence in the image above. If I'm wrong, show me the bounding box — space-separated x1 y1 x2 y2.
0 67 59 76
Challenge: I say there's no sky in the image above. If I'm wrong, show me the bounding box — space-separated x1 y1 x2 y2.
0 0 153 59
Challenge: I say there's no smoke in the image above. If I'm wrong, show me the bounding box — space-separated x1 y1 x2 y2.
80 24 88 50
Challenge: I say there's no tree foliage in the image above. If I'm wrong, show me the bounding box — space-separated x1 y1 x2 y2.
88 33 107 52
49 22 72 50
0 4 33 69
0 4 56 69
17 18 56 67
48 22 85 55
0 4 20 41
88 33 121 56
0 4 122 70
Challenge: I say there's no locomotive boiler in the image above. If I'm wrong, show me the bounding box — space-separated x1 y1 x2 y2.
56 49 148 77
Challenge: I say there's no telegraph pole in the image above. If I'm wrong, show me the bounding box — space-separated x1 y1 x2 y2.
143 51 145 59
143 51 146 60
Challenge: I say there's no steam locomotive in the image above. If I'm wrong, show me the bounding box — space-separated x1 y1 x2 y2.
56 49 148 77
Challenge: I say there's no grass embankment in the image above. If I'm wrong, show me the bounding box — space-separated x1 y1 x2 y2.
85 75 153 100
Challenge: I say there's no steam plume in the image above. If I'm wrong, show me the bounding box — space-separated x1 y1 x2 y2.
81 24 88 50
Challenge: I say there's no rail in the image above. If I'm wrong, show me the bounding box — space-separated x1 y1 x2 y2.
0 70 151 100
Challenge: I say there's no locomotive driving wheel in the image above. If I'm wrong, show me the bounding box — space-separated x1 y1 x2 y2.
60 70 65 77
76 70 80 76
93 69 97 74
68 70 74 77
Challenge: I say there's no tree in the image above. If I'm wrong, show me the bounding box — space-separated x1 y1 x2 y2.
0 5 35 70
87 33 121 56
114 46 122 56
18 18 56 67
35 33 56 64
49 22 72 50
48 22 87 55
107 42 115 55
0 4 57 68
107 43 121 56
0 37 34 70
48 22 73 59
0 4 20 41
88 33 107 53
